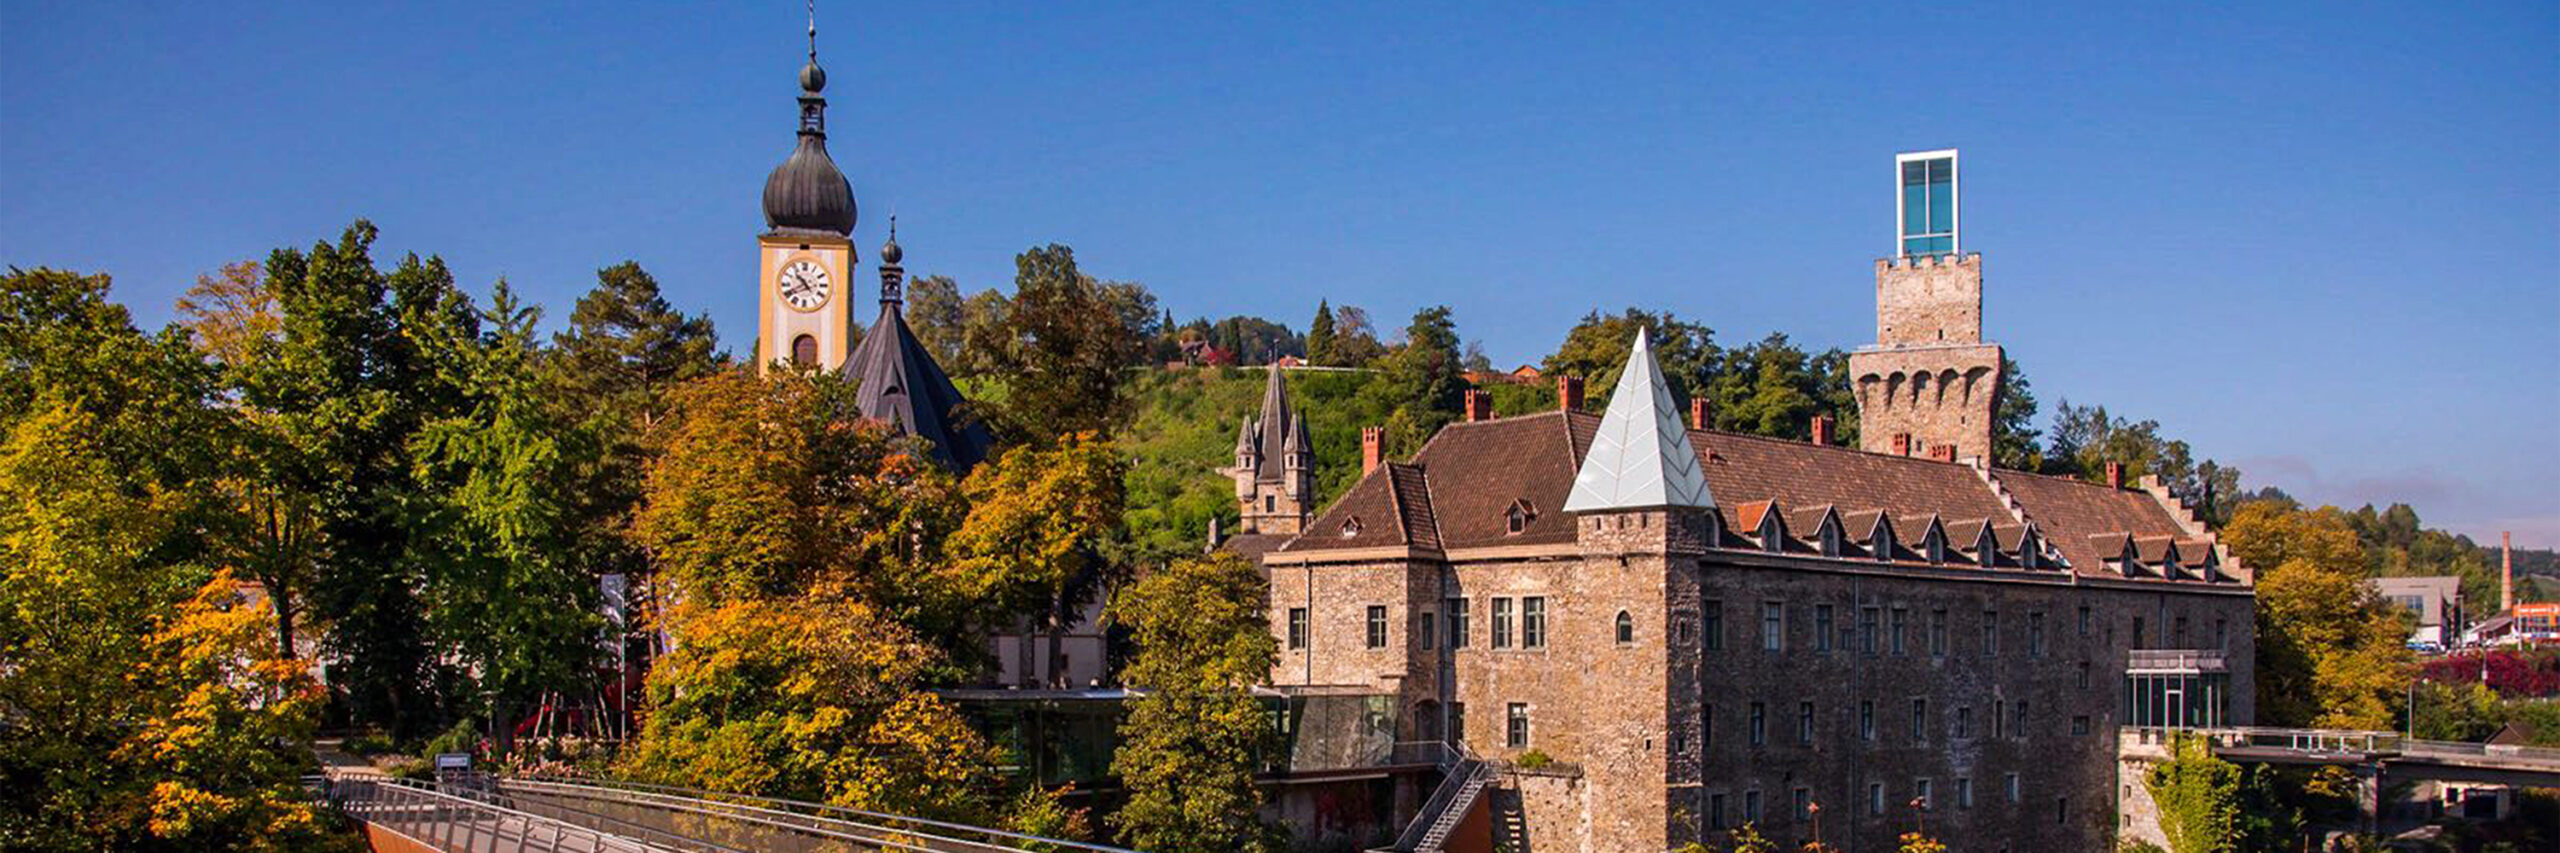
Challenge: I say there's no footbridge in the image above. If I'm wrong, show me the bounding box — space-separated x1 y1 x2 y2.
309 772 1137 853
2123 726 2560 788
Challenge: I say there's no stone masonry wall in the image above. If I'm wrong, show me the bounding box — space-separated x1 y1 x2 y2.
1875 254 1982 346
1847 344 2002 463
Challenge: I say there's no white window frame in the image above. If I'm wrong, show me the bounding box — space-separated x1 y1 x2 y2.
1894 149 1961 256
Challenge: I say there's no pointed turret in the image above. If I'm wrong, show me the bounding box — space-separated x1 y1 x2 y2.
841 230 994 471
1563 327 1717 512
1228 366 1314 535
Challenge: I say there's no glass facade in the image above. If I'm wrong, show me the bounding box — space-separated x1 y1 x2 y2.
2123 670 2231 729
1899 154 1957 256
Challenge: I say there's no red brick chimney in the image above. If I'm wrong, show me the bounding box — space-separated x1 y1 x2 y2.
1928 444 1956 463
1810 415 1835 446
1556 376 1585 412
2104 462 2124 489
1891 433 1911 457
1463 389 1492 422
1362 426 1385 475
2504 531 2515 614
1689 397 1712 431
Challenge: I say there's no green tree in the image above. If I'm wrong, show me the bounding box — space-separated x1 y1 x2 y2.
1542 308 1718 408
412 283 609 740
1305 300 1336 366
1991 354 2042 470
1706 333 1846 441
1363 305 1467 445
1325 304 1387 366
1107 553 1281 852
977 245 1140 441
904 273 968 368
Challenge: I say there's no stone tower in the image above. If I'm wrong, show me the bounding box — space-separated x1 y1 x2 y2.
1229 367 1314 535
756 15 859 373
1849 149 2003 463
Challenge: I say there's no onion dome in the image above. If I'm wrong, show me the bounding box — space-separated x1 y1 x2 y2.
761 57 856 235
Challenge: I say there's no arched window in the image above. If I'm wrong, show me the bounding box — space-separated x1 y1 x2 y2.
790 334 818 368
1615 611 1635 645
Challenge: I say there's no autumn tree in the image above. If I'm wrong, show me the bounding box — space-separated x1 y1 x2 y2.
974 245 1142 441
1325 304 1387 366
1108 553 1282 852
2224 502 2413 729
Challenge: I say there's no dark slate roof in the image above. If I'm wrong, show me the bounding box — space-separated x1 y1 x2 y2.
1238 368 1306 482
762 67 856 236
1217 533 1288 564
841 302 993 472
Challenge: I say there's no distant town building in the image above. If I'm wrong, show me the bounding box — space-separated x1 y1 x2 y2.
1235 150 2258 852
2373 576 2464 649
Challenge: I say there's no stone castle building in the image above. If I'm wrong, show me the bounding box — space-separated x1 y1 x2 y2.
1239 150 2257 852
1228 366 1318 538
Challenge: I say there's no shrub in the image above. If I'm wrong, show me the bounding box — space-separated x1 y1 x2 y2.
1514 749 1554 770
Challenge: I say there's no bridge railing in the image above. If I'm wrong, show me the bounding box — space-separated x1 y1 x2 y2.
310 773 716 853
2397 738 2560 764
490 775 1141 853
2124 726 2560 768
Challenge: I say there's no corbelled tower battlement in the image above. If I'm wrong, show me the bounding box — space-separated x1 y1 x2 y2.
1851 150 2002 463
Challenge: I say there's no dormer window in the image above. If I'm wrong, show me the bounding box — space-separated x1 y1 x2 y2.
1339 517 1363 538
1759 515 1785 554
1505 499 1537 536
1820 522 1842 558
1924 530 1946 564
1874 527 1897 562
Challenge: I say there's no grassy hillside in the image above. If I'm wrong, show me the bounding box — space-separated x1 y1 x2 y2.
1118 367 1409 558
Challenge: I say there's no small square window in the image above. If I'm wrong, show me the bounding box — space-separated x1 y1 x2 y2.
2072 715 2092 736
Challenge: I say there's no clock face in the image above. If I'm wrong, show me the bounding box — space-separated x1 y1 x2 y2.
776 259 830 311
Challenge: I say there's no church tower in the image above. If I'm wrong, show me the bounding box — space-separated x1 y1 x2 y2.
756 13 859 373
1849 149 2005 463
1228 368 1314 535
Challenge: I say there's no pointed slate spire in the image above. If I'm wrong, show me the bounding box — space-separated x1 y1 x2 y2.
1563 327 1717 512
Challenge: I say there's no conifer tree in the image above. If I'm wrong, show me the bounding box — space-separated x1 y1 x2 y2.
1304 299 1336 366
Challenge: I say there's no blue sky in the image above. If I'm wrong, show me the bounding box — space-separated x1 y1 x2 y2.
4 1 2554 545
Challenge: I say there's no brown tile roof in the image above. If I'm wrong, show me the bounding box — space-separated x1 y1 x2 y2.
1275 411 2229 588
1997 469 2196 576
1217 533 1288 563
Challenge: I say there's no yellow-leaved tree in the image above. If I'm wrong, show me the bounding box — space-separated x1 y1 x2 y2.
2222 500 2412 729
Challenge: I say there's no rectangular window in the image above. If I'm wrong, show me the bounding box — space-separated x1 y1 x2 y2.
1749 702 1767 746
1506 703 1529 748
1703 601 1724 650
1671 727 1687 756
1814 605 1835 652
1798 702 1815 744
1916 778 1933 810
1287 608 1307 650
1890 607 1909 655
2029 611 2047 658
1956 706 1972 739
2176 616 2190 645
1859 607 1879 654
1447 598 1470 648
2056 796 2068 825
1709 794 1727 830
2216 617 2229 650
1859 701 1876 742
1449 702 1465 745
1958 777 1974 809
1366 605 1388 649
2015 700 2029 738
1743 790 1761 824
1983 610 2000 657
1702 703 1714 749
1911 698 1929 744
2078 662 2092 690
1929 608 1948 657
1676 613 1696 646
1793 787 1812 821
1492 598 1513 649
1993 700 2006 739
1762 602 1784 651
1898 152 1957 257
2078 605 2092 637
2073 715 2092 736
2006 773 2021 804
1418 612 1435 651
1868 782 1885 815
1522 596 1547 649
2133 616 2146 650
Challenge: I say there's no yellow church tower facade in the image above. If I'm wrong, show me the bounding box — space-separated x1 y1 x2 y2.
755 23 859 372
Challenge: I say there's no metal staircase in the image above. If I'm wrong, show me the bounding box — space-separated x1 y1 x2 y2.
1374 742 1493 853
